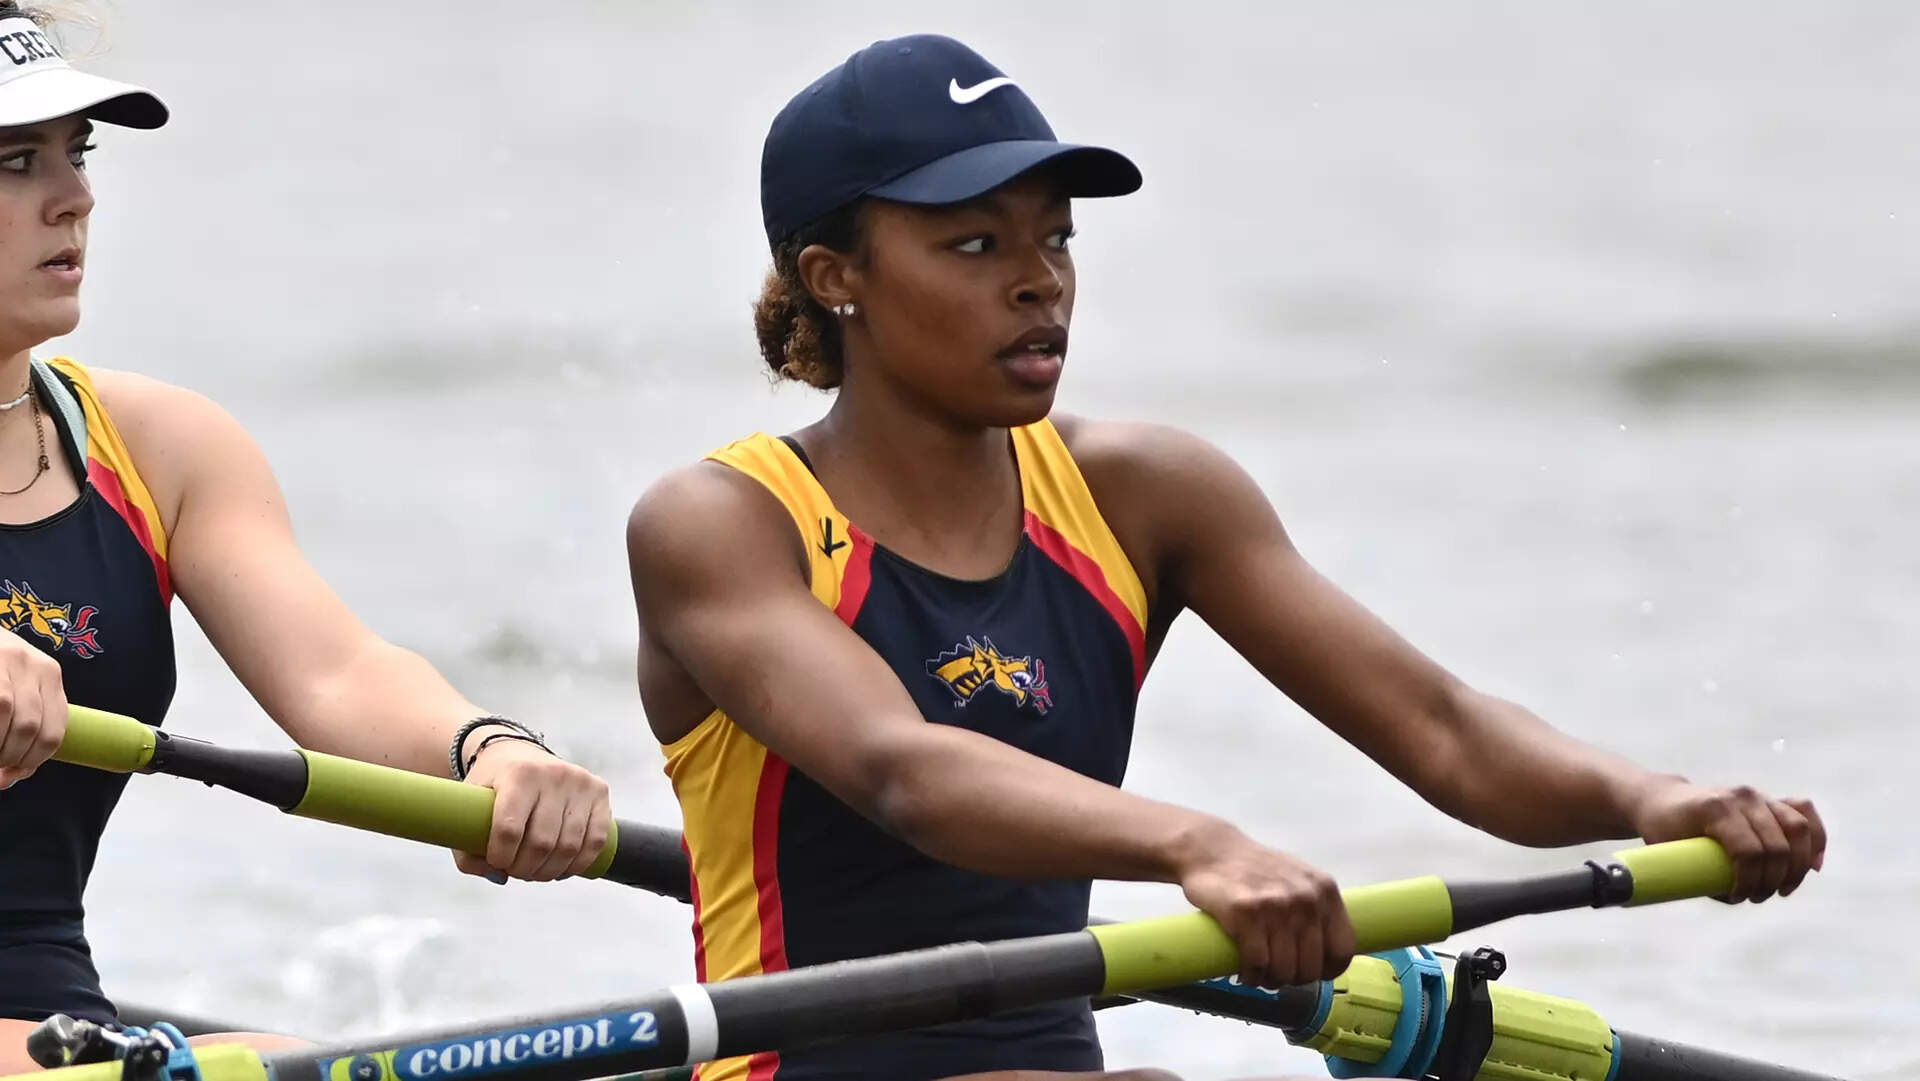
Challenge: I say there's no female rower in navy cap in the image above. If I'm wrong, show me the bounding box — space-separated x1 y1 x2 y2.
626 34 1825 1081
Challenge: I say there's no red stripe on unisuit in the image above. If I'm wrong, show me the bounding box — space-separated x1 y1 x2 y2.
740 752 792 1080
752 753 792 976
86 459 169 604
831 525 876 626
1023 510 1146 688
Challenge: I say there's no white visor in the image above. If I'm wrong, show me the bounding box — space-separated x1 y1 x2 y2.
0 16 166 130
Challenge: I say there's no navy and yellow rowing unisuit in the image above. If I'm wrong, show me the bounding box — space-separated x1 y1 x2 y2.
0 358 177 1024
663 419 1148 1081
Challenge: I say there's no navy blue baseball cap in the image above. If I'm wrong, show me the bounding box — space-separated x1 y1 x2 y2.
760 34 1141 248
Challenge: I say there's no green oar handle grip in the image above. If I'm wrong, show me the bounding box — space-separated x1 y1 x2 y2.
51 705 157 773
55 708 694 900
295 748 502 852
1612 836 1735 905
1089 842 1734 996
293 751 693 899
1090 874 1454 994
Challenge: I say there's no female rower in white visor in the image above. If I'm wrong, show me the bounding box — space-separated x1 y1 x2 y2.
0 4 614 1066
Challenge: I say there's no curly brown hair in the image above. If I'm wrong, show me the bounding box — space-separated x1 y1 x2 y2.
752 201 866 390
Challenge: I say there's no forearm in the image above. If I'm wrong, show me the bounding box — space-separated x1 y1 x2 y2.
272 637 483 777
865 722 1238 883
268 634 612 882
1432 686 1681 846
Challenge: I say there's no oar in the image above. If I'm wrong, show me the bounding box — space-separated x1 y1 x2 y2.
54 706 690 900
59 705 1757 1042
12 913 1847 1081
57 704 1735 945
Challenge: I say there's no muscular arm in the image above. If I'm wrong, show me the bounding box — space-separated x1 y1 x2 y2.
1072 419 1677 847
95 371 611 880
101 371 475 770
628 462 1246 883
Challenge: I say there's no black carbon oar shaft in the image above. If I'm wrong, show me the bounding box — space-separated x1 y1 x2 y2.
1614 1030 1851 1081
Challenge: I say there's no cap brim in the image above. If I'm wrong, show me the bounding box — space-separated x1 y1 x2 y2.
0 67 168 130
868 140 1140 207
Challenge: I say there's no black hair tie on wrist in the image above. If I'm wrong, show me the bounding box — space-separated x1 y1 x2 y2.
463 731 553 777
449 716 549 780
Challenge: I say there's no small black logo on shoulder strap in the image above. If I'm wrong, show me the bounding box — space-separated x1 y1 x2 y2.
819 517 848 558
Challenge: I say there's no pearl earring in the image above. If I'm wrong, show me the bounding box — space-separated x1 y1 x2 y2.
835 302 859 317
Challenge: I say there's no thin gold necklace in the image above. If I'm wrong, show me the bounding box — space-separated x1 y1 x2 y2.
0 390 50 497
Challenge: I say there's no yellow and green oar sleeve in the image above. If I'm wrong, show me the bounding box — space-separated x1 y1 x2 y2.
50 706 692 900
291 751 621 877
1613 837 1735 905
291 750 689 896
52 705 158 773
1089 874 1454 994
1293 954 1615 1081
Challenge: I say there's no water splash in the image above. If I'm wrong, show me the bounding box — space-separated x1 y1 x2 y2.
279 915 458 1036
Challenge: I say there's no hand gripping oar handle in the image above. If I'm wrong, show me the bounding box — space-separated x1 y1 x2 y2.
56 707 1736 918
55 706 691 901
291 752 690 899
1086 835 1734 992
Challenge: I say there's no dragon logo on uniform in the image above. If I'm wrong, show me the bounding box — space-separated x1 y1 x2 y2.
1 580 104 659
926 635 1052 715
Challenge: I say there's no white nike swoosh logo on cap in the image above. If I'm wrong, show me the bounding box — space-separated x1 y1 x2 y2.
949 76 1016 104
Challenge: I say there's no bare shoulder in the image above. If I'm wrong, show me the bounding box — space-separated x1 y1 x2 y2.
1051 413 1293 609
625 459 816 742
84 368 258 530
85 365 225 413
1051 412 1235 491
86 367 250 455
625 460 808 596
